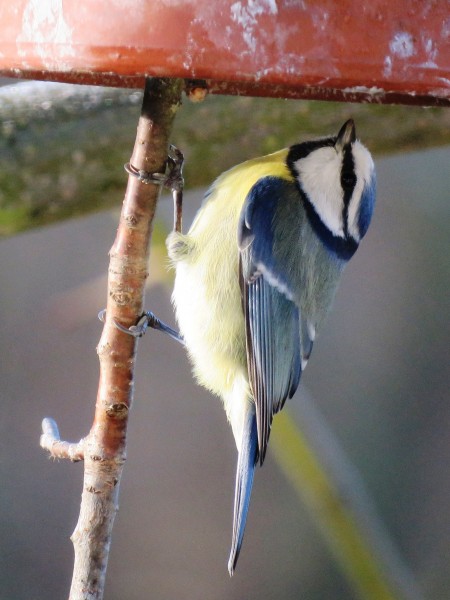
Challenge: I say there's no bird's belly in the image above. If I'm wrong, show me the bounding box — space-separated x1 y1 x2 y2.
172 254 247 400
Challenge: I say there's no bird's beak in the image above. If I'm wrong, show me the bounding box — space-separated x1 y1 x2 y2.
335 119 356 151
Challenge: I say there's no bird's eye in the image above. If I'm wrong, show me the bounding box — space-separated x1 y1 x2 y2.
341 172 356 190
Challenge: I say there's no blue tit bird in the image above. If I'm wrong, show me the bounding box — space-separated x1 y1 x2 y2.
166 119 376 575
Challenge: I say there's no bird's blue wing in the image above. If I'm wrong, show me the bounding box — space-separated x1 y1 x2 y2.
238 176 310 464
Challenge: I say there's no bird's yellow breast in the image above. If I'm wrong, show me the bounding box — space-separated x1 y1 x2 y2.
189 148 291 239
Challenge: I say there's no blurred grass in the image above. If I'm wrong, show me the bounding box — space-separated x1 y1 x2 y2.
1 88 449 236
270 410 420 600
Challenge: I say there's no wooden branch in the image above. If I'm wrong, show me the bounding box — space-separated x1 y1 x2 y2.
40 417 85 461
41 77 184 600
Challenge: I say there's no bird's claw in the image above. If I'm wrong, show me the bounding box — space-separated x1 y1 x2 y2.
98 310 184 344
165 144 184 193
113 314 149 338
123 144 184 193
98 309 149 338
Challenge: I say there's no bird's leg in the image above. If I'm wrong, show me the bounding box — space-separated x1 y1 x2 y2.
165 144 184 233
98 310 184 345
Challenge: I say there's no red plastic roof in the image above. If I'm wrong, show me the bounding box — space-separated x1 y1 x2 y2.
0 1 449 105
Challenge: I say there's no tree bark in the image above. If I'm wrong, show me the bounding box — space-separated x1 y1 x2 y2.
68 77 184 600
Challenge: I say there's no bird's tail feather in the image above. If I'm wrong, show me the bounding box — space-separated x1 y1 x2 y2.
228 406 258 576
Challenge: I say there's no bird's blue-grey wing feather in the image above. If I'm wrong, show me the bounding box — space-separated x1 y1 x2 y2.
238 176 309 464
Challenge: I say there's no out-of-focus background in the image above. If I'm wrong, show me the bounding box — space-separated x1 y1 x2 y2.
0 80 449 600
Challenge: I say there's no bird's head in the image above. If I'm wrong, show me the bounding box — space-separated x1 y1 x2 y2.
287 119 376 257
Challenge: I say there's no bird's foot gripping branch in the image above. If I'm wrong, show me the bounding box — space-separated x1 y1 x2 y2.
125 143 184 233
98 308 184 344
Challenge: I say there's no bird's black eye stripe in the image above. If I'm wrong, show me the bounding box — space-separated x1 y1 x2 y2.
341 170 357 189
341 145 356 190
341 146 357 237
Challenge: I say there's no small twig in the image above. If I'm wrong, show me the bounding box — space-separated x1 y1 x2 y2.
40 417 85 462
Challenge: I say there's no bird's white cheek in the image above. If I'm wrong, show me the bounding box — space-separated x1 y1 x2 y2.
303 182 345 237
295 153 345 238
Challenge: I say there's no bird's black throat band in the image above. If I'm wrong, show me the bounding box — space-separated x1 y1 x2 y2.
299 189 358 260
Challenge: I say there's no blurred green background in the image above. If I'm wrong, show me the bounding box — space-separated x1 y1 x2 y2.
1 80 450 236
0 80 449 600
